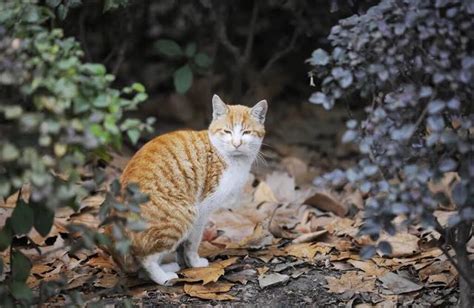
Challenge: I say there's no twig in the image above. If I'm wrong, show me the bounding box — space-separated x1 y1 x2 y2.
216 5 240 60
243 1 259 62
434 220 474 289
261 25 300 74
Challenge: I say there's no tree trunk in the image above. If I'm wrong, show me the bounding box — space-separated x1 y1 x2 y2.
455 222 473 308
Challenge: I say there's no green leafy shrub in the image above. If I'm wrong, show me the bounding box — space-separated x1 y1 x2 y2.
0 1 151 305
154 39 213 94
309 0 473 306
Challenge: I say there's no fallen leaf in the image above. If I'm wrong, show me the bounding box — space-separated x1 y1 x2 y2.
325 271 376 294
95 273 119 288
292 230 327 244
378 272 422 294
224 269 256 285
305 191 348 217
86 255 117 270
281 156 309 185
347 259 388 277
256 266 269 276
258 273 290 288
183 282 235 300
254 181 279 204
179 257 239 285
285 242 332 259
273 261 304 272
378 233 420 257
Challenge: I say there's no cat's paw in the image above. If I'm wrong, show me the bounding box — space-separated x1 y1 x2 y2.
163 272 179 286
162 262 181 273
189 256 209 268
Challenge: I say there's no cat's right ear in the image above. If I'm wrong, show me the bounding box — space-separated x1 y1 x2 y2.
212 94 228 119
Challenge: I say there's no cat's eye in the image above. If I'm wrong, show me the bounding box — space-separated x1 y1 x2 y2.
223 129 232 134
242 130 251 135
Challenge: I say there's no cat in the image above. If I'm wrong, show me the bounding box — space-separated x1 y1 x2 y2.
113 94 267 285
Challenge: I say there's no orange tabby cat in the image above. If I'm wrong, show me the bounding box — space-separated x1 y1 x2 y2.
116 95 267 285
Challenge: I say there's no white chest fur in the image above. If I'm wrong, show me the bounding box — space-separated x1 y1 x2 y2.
198 162 251 217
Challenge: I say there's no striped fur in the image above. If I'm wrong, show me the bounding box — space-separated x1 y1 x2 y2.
111 95 267 285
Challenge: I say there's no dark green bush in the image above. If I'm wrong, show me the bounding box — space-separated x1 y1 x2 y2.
310 0 473 306
0 1 151 305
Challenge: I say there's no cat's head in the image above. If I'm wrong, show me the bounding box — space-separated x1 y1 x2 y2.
209 94 267 160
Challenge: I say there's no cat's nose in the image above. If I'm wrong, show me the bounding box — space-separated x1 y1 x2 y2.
232 139 242 148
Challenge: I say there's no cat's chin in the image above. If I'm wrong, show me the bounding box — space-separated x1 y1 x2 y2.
227 150 249 158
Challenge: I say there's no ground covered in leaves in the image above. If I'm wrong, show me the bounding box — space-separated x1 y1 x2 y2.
0 105 469 306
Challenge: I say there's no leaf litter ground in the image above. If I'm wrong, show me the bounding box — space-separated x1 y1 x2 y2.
0 105 467 306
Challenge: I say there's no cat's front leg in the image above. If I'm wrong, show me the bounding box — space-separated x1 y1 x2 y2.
178 214 209 268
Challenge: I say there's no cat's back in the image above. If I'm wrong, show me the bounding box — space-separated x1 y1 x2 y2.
121 130 221 203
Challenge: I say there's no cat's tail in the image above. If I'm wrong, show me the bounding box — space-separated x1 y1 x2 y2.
100 224 141 274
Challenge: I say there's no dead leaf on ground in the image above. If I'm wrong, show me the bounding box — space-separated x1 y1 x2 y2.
285 242 332 259
95 273 119 288
183 282 235 300
305 190 348 217
378 233 420 257
224 269 256 285
179 257 239 285
258 273 290 288
378 272 422 294
86 254 117 271
347 259 388 277
292 230 327 243
325 271 376 294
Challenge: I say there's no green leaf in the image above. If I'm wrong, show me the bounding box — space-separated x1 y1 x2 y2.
11 199 34 235
33 203 54 237
127 129 140 145
57 4 68 20
194 53 212 68
154 39 183 57
0 219 13 251
11 250 32 282
173 64 193 94
131 82 145 93
82 63 106 75
9 281 33 302
1 143 19 161
185 42 197 57
4 106 23 119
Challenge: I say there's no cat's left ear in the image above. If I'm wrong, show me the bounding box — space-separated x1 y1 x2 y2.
250 100 268 124
212 94 229 119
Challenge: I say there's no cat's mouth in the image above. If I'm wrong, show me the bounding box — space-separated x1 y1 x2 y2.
229 150 247 157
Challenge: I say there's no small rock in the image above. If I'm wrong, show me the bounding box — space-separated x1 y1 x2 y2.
258 273 290 288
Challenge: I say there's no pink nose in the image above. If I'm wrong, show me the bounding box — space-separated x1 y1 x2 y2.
232 140 242 148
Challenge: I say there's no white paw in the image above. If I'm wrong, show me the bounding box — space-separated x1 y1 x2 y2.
189 256 209 268
163 272 179 286
162 262 181 273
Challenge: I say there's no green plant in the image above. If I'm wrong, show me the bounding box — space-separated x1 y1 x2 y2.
0 1 151 305
154 39 212 94
310 0 473 306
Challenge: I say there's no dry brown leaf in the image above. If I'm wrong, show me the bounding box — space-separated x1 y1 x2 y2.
292 230 327 244
281 156 309 185
304 191 348 217
86 255 117 270
325 271 376 294
285 242 332 259
224 269 256 285
183 282 235 300
226 224 273 249
94 273 119 288
378 232 420 257
347 259 388 277
256 266 269 276
254 181 279 204
179 257 239 285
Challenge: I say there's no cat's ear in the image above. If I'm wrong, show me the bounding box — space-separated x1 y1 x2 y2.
212 94 229 119
250 100 268 124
